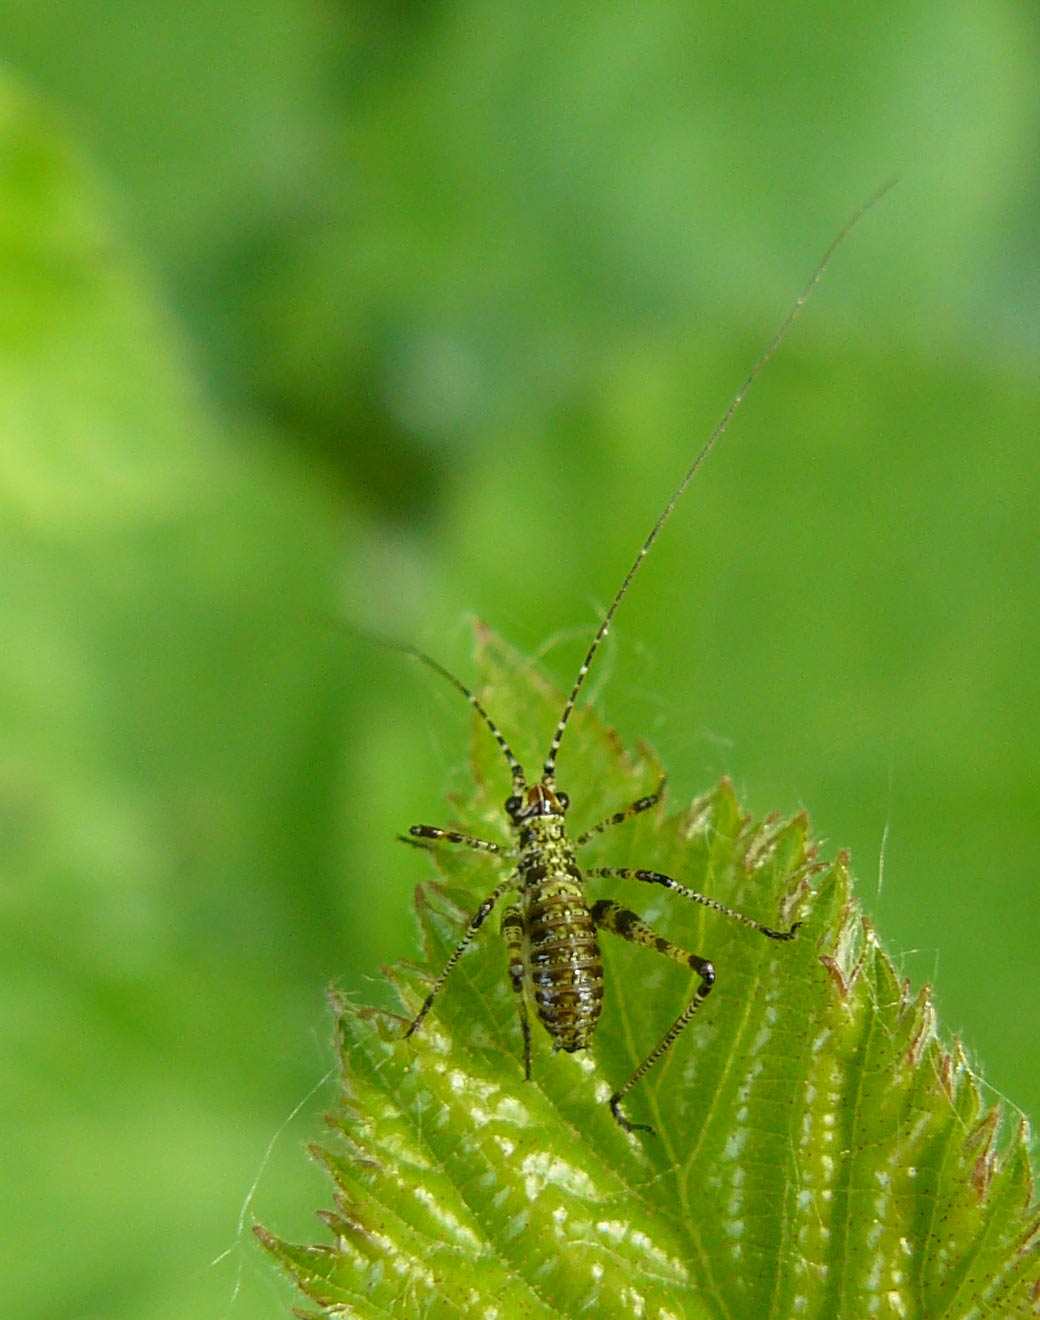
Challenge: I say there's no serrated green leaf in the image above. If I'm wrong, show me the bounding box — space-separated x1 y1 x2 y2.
261 627 1039 1319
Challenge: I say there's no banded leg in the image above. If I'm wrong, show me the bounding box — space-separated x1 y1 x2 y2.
586 866 800 940
575 777 667 847
590 898 715 1134
405 874 517 1038
501 905 532 1080
399 824 506 855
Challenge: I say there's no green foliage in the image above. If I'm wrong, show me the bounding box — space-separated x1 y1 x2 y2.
259 631 1039 1319
0 65 352 1320
2 9 1038 1319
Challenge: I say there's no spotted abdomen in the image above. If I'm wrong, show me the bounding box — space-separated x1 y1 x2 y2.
524 879 604 1052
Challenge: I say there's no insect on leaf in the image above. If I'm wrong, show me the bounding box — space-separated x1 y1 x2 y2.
257 626 1040 1320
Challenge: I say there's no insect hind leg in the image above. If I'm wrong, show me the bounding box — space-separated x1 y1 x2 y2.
501 904 532 1080
591 898 715 1135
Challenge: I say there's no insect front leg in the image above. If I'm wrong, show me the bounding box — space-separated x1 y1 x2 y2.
405 874 517 1039
590 898 715 1135
574 777 667 847
586 866 800 940
501 904 532 1080
399 824 505 855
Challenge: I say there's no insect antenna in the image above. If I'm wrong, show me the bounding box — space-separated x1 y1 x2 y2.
542 180 896 787
365 632 527 793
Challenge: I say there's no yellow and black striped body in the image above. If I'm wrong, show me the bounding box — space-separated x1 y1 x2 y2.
406 763 797 1132
516 793 604 1052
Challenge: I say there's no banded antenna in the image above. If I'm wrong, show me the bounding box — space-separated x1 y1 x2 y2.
540 180 896 788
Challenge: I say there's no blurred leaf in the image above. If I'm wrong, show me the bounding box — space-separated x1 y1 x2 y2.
0 64 351 1320
259 629 1039 1319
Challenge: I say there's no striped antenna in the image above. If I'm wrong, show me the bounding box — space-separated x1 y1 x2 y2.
363 631 527 792
542 180 896 785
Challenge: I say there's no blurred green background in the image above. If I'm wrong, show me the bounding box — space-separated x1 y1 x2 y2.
1 4 1037 1317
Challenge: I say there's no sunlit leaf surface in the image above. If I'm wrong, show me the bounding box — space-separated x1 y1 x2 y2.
260 628 1039 1319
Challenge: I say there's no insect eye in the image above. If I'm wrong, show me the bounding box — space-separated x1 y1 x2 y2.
504 795 523 818
556 791 570 811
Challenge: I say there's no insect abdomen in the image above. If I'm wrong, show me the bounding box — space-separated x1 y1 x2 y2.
525 878 604 1052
